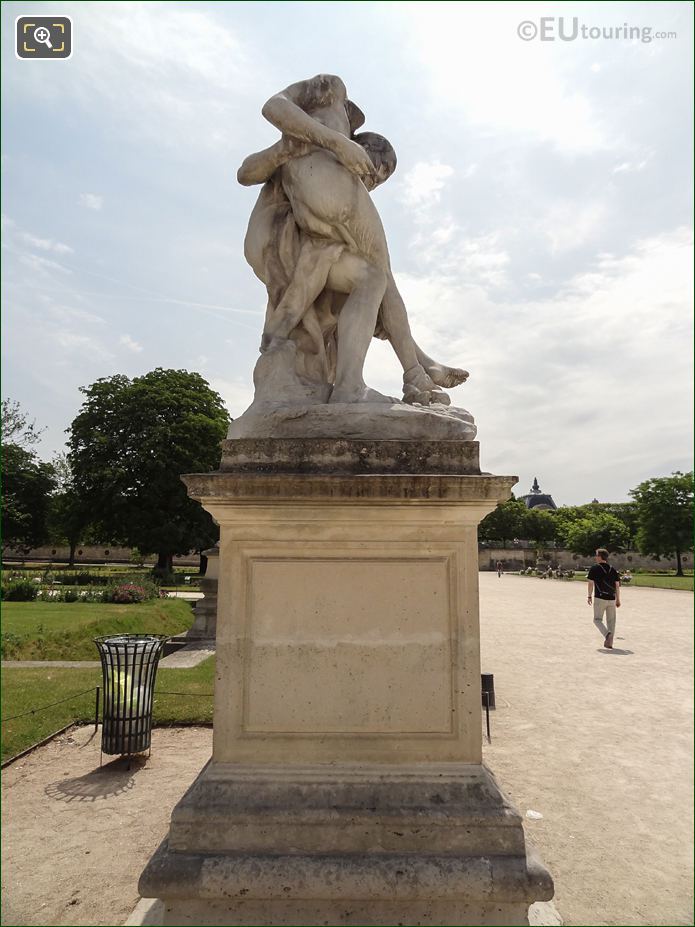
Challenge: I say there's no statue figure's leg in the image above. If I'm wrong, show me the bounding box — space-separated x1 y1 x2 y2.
378 276 453 405
261 238 344 350
326 254 393 404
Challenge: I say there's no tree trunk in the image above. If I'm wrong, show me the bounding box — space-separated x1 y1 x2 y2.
68 541 76 568
155 551 173 575
676 548 683 577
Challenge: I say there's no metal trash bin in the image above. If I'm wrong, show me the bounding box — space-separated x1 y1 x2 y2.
94 634 168 757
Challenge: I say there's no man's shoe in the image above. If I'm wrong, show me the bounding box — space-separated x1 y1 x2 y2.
604 633 614 648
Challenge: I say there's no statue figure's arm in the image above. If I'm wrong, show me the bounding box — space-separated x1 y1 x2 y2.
261 75 375 181
237 137 311 186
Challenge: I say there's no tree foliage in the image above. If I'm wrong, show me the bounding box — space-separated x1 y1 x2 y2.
629 471 694 576
46 453 91 566
478 499 527 546
564 512 630 557
522 508 558 546
3 444 56 552
67 369 229 573
582 502 638 547
1 398 45 448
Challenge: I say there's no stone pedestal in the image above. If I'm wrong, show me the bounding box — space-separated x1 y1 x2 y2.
186 544 219 640
139 438 553 925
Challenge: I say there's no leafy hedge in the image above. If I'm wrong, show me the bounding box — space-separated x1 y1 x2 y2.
1 580 39 601
3 577 163 604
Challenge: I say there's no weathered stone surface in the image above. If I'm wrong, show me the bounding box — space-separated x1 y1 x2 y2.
186 545 218 640
220 438 481 474
158 898 542 926
140 446 550 926
184 470 514 504
139 763 553 925
164 762 528 857
227 400 476 441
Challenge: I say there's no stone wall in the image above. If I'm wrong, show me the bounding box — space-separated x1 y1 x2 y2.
6 544 689 574
3 546 200 567
480 548 691 572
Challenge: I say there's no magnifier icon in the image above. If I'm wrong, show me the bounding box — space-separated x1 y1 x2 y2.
33 26 53 49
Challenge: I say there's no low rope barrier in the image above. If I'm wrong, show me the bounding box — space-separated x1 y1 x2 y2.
1 687 98 723
1 687 214 723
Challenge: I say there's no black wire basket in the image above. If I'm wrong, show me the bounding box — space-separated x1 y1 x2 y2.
94 634 168 757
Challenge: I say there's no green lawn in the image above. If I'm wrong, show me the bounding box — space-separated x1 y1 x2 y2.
568 572 693 591
1 657 215 763
627 573 693 591
1 598 195 660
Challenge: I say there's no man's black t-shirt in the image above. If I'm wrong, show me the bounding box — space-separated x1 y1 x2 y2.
588 563 621 600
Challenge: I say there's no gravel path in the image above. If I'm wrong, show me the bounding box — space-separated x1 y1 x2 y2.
2 575 692 926
480 573 693 926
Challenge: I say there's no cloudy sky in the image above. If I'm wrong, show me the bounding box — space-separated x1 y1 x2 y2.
2 0 693 504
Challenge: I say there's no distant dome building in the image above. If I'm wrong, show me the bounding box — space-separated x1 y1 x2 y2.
520 477 557 511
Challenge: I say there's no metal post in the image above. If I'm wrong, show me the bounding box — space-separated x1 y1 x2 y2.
94 686 100 732
484 690 491 744
481 673 496 710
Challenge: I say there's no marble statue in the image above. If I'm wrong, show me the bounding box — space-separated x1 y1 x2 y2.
232 74 476 440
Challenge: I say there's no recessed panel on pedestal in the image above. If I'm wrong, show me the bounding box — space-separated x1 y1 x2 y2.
242 554 454 735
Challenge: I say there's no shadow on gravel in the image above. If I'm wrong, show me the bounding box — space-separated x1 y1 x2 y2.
45 755 149 803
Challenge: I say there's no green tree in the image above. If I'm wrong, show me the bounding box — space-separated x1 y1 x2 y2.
1 398 45 448
47 454 91 566
2 444 56 553
551 506 587 547
586 502 639 548
629 472 694 576
521 508 558 547
478 499 526 547
68 369 229 575
564 513 630 557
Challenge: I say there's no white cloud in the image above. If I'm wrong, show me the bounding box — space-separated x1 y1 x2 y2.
209 377 255 421
19 253 71 275
541 202 608 254
8 3 258 156
79 193 103 211
400 161 455 207
457 234 510 288
53 331 114 363
612 158 650 175
43 299 105 326
119 334 143 353
19 232 73 254
398 4 613 154
382 226 693 502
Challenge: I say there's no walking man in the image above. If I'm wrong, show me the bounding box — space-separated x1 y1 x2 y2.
496 560 503 578
587 548 621 648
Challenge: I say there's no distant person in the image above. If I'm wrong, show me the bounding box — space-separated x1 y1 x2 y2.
622 569 633 584
496 560 503 578
587 548 621 648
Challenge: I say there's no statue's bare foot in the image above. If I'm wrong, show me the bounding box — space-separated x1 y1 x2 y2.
424 361 469 389
403 365 448 406
330 384 396 404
